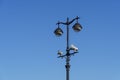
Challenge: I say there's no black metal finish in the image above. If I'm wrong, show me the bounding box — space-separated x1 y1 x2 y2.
55 16 80 80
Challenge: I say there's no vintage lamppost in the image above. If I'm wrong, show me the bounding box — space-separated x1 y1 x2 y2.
54 16 82 80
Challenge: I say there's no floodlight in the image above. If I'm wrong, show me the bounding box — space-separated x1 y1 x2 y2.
57 50 63 56
70 44 78 52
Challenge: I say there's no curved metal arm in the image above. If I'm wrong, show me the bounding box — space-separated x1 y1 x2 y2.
56 16 80 26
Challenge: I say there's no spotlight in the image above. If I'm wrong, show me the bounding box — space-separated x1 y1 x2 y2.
57 50 63 56
70 44 78 52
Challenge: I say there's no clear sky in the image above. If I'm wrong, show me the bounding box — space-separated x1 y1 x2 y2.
0 0 120 80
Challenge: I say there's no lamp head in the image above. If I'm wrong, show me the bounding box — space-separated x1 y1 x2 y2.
70 44 78 52
72 23 82 32
54 27 63 36
57 50 63 56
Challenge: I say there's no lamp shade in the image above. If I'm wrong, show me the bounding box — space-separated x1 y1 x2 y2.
54 27 63 36
72 23 82 32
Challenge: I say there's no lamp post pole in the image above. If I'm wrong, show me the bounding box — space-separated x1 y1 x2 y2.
66 17 70 80
54 16 83 80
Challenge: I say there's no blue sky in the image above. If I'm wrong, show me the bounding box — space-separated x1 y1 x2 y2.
0 0 120 80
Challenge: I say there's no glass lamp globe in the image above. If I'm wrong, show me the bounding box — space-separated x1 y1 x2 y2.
54 27 63 36
72 23 82 32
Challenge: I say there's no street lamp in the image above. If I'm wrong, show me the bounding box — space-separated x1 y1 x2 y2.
54 16 82 80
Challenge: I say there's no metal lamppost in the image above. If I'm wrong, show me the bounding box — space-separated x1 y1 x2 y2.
54 16 82 80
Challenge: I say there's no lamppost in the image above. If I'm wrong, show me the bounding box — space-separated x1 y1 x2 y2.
54 16 82 80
